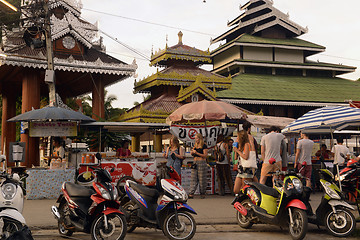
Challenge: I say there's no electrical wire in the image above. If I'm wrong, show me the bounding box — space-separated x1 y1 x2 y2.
82 8 216 37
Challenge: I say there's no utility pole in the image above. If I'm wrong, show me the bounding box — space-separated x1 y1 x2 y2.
43 0 57 106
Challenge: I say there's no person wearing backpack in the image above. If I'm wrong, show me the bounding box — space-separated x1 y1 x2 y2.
215 134 234 196
163 136 185 178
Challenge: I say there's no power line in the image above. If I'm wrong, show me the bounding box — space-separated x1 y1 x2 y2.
317 53 360 62
82 8 216 37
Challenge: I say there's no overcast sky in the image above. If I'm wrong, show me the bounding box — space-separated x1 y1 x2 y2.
80 0 360 109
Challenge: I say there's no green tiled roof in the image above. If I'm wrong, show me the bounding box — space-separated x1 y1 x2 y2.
212 34 325 54
217 74 360 103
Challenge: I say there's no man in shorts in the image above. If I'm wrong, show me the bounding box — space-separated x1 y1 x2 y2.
260 126 284 185
295 132 314 188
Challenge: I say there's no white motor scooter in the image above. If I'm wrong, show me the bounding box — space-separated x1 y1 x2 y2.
0 155 28 239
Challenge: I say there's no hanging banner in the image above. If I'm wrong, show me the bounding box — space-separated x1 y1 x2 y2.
29 122 77 137
170 124 236 148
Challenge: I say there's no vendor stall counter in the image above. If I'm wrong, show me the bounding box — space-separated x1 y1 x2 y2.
26 168 75 200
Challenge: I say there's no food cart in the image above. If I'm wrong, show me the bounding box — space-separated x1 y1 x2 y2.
77 122 170 189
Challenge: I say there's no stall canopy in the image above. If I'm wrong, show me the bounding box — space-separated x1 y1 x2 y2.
7 106 95 122
247 115 295 129
81 122 169 133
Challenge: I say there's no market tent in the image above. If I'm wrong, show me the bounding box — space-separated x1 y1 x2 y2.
81 122 169 133
7 106 95 122
166 100 247 124
282 106 360 134
247 115 295 129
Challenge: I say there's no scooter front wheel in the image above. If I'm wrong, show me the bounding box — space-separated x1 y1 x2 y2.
325 207 355 237
163 210 196 240
0 218 22 239
288 208 307 240
91 212 127 240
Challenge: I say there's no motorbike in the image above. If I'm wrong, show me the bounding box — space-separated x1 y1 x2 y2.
51 153 127 240
303 168 356 237
123 163 197 240
0 155 31 240
336 158 360 216
232 160 308 240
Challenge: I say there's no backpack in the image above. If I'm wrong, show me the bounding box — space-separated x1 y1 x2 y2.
214 142 225 162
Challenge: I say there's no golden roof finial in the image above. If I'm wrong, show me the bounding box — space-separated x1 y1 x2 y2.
166 34 168 48
178 31 183 45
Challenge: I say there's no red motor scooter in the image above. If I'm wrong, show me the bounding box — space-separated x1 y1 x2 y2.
51 153 127 240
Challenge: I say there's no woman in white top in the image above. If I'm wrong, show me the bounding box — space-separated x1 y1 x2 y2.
233 130 257 194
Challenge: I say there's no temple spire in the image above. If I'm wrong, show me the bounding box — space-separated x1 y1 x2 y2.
178 31 183 45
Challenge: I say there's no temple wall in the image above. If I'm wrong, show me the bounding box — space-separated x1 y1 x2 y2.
213 46 240 69
243 46 272 61
275 48 303 63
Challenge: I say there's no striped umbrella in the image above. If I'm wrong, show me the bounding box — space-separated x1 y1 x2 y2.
282 106 360 134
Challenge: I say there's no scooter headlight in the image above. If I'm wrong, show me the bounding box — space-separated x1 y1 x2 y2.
96 184 111 200
321 181 341 200
112 185 118 200
2 183 16 200
292 178 303 193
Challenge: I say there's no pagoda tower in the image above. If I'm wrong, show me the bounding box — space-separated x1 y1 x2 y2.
0 0 137 166
119 32 231 151
211 0 360 118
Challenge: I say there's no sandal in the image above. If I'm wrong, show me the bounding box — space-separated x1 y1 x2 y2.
188 194 194 199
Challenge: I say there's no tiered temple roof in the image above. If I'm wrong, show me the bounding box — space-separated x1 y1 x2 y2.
119 32 230 123
211 0 359 117
1 0 136 97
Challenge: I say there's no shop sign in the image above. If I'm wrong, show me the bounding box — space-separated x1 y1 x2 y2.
29 121 77 137
170 124 236 148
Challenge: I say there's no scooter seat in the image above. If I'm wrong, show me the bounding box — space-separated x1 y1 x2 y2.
249 182 279 198
129 182 159 198
64 182 95 197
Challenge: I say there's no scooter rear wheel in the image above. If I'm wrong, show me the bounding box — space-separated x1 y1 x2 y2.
91 212 127 240
325 207 355 237
236 199 254 229
58 202 73 237
123 201 137 233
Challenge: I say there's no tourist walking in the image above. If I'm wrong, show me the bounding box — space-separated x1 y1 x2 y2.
295 132 314 187
242 121 259 182
215 134 234 196
260 126 284 185
233 130 257 194
163 135 185 177
331 137 350 174
189 133 208 199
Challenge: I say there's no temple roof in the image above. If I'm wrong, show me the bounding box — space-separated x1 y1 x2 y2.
212 0 307 44
2 31 137 76
217 73 360 104
1 1 136 77
212 58 355 76
118 94 182 123
177 78 217 102
150 32 211 67
212 33 325 57
49 0 82 17
134 65 231 94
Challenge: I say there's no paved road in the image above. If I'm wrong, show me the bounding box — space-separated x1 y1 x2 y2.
31 224 360 240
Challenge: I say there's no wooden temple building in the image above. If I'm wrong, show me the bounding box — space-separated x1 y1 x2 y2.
211 0 360 118
119 32 231 151
0 0 137 166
